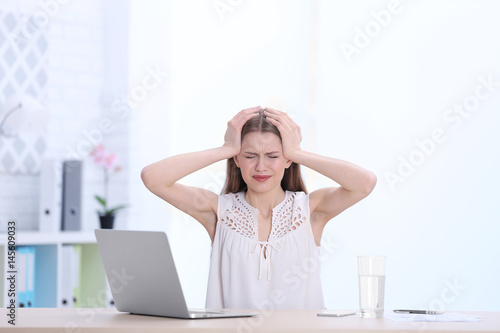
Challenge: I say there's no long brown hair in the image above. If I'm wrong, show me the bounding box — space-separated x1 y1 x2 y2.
221 110 307 194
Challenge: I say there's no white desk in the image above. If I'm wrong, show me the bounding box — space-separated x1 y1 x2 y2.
1 308 499 332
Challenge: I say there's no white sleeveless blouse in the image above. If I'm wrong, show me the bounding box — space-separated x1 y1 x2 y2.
205 191 325 309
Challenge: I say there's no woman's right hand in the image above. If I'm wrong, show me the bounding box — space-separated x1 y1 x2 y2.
223 106 261 156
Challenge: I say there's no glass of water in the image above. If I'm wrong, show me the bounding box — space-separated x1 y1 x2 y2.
358 256 386 318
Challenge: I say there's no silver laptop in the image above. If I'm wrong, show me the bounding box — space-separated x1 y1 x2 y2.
95 229 258 319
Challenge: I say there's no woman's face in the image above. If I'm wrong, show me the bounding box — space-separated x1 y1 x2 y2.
234 131 291 193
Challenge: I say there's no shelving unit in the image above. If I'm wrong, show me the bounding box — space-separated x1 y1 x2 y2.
0 231 109 308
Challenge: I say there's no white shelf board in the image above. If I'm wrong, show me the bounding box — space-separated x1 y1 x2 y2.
0 231 98 246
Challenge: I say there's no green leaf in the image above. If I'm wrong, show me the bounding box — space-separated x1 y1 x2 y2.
95 195 106 207
106 204 129 215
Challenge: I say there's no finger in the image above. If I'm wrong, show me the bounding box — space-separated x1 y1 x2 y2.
264 110 292 131
263 107 291 118
263 107 282 116
264 107 291 121
232 106 259 121
239 112 258 127
267 109 300 132
265 114 286 131
265 107 296 123
230 107 260 130
240 107 260 122
238 106 261 120
242 106 262 115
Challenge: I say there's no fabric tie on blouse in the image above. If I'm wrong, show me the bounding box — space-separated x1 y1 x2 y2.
251 240 283 280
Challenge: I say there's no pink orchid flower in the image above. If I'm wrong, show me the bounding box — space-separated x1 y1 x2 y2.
90 144 127 217
104 153 118 170
91 144 107 167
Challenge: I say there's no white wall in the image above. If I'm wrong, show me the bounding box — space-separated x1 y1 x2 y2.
315 0 500 312
132 0 500 311
126 0 172 235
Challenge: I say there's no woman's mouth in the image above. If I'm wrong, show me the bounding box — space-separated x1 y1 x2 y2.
252 175 271 182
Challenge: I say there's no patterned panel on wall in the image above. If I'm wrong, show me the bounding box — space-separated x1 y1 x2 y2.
0 9 48 174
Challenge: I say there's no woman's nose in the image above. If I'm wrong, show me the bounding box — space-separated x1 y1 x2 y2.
255 157 266 171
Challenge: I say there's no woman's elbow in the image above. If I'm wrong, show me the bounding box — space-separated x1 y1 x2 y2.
362 171 377 196
140 166 154 190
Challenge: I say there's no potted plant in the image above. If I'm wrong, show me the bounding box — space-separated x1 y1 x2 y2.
90 145 128 229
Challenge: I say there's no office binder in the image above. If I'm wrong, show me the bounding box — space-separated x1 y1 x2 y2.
26 248 35 307
72 245 82 307
17 247 36 307
60 245 81 307
17 248 27 308
61 160 82 231
60 246 73 307
38 159 62 232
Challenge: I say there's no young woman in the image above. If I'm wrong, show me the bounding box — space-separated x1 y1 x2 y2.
141 106 376 309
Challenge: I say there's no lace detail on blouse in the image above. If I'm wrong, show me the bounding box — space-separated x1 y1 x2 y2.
219 193 258 239
219 191 307 241
268 193 307 241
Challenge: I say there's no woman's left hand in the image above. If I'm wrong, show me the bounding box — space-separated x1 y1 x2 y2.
263 107 302 160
